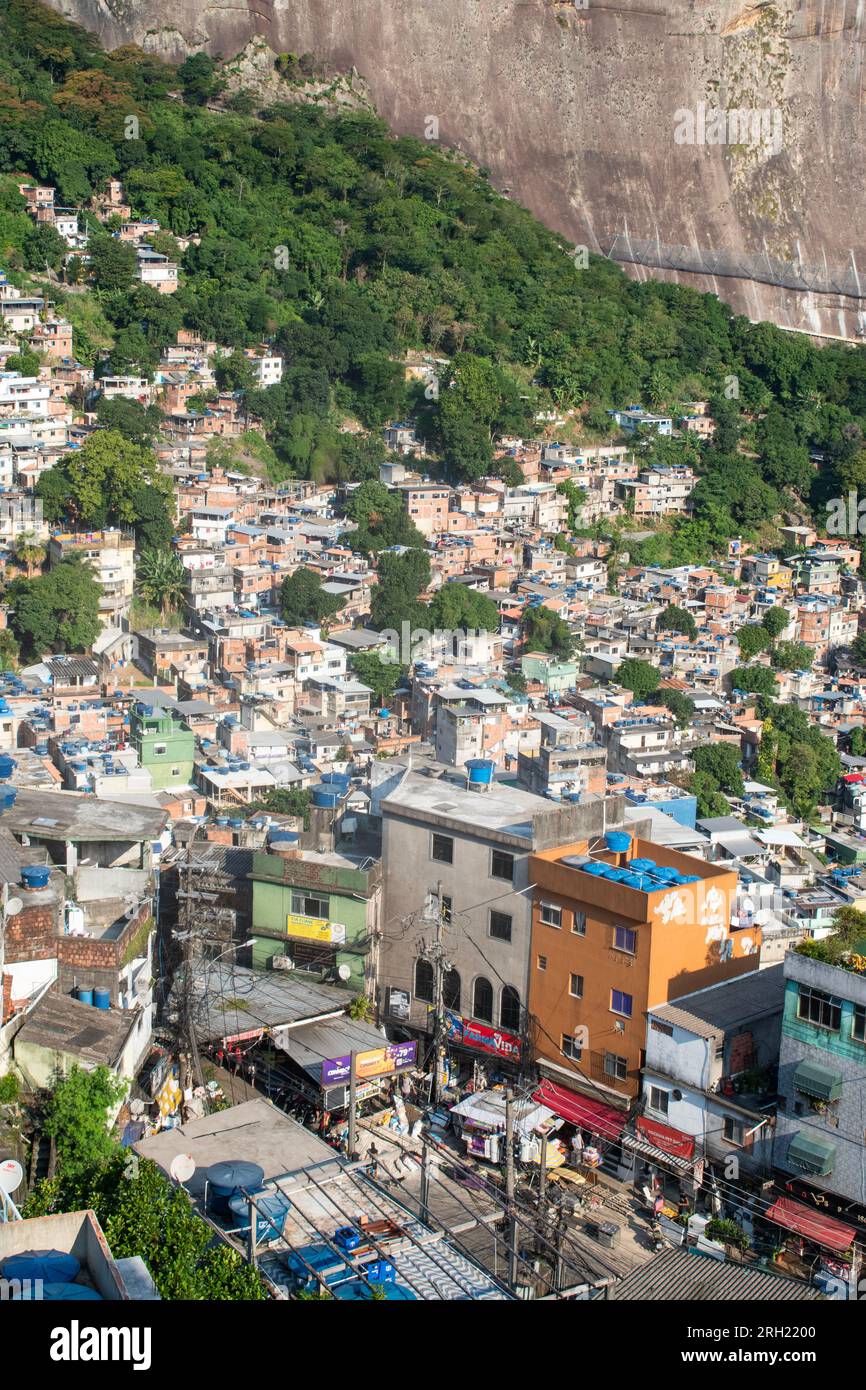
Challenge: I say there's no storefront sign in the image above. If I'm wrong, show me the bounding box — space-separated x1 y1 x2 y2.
445 1011 521 1061
321 1040 418 1087
286 913 346 944
636 1115 695 1160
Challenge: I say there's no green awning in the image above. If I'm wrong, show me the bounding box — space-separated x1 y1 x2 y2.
794 1060 843 1103
788 1131 836 1176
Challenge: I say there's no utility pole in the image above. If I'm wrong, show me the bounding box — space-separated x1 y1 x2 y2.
538 1132 548 1218
431 881 446 1105
505 1086 519 1288
419 1138 430 1225
347 1050 358 1159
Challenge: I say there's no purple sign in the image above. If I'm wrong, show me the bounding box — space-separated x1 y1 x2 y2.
321 1054 352 1086
321 1040 418 1088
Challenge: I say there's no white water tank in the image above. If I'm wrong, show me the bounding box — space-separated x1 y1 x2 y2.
64 901 85 935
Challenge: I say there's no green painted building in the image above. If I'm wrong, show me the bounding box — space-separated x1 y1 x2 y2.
520 653 578 693
250 848 382 994
129 703 195 791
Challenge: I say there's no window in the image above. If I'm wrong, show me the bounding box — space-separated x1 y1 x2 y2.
572 911 586 936
489 910 512 943
537 954 548 972
650 1019 673 1037
723 1115 751 1148
473 977 494 1023
491 849 514 883
797 985 842 1032
540 902 562 929
610 989 633 1019
291 892 329 920
443 968 461 1012
171 767 181 777
854 1004 866 1044
415 958 434 1003
604 1053 628 1082
562 1033 583 1061
431 833 453 864
440 894 453 925
649 1086 669 1116
500 986 521 1032
569 973 584 998
614 925 637 954
154 742 167 756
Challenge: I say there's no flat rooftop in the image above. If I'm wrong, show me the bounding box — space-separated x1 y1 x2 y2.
381 769 551 841
0 788 168 842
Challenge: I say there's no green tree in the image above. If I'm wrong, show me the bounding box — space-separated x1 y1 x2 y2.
43 1064 127 1180
95 396 163 446
4 346 41 377
9 557 101 658
736 623 772 662
370 550 431 632
615 658 660 702
280 567 344 626
657 604 697 641
771 640 813 672
521 605 573 659
427 584 499 633
761 607 789 641
656 687 695 729
349 651 405 705
214 350 257 394
136 549 187 619
90 235 137 294
693 744 745 797
729 666 778 697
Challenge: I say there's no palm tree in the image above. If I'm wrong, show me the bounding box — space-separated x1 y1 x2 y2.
136 549 187 621
13 530 46 579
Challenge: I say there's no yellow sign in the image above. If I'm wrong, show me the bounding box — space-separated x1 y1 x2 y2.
286 913 346 945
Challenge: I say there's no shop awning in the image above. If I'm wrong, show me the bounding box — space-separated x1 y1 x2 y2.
765 1196 856 1254
532 1079 627 1142
635 1115 695 1160
794 1060 843 1103
787 1131 836 1176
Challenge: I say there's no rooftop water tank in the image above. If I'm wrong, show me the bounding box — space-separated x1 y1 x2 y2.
227 1190 291 1242
206 1161 265 1215
604 831 631 855
21 865 50 890
0 754 16 780
311 783 343 809
0 788 17 810
465 758 495 785
76 987 93 1007
93 989 111 1011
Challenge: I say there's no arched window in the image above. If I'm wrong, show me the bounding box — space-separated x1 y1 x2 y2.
500 985 521 1033
443 968 461 1012
473 976 493 1023
415 958 434 1003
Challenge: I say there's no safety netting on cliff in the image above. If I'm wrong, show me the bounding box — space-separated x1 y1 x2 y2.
603 233 866 300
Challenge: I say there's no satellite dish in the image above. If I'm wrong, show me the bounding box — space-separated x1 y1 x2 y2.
5 898 22 917
337 964 352 981
0 1159 23 1195
169 1152 196 1185
129 1098 145 1117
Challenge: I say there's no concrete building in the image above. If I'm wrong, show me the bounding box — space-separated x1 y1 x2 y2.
528 834 759 1105
129 703 195 791
774 947 866 1205
378 767 626 1075
47 529 135 627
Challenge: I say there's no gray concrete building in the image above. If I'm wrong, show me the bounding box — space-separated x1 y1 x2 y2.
378 765 636 1074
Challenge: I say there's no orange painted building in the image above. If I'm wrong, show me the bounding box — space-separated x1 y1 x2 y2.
528 836 760 1106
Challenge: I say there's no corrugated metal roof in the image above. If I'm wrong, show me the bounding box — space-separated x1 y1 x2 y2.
610 1246 820 1300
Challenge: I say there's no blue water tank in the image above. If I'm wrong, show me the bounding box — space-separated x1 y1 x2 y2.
230 818 243 829
629 858 656 873
0 788 16 809
0 1250 80 1283
206 1161 266 1215
0 754 15 780
334 1280 417 1301
269 830 299 845
312 784 343 809
11 1283 103 1301
465 759 495 785
321 772 350 788
379 708 390 719
216 817 230 826
228 1190 292 1242
21 866 50 890
76 988 94 1007
605 831 632 855
93 989 111 1011
581 862 607 876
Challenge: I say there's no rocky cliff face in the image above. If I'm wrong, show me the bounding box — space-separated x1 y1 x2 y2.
47 0 866 338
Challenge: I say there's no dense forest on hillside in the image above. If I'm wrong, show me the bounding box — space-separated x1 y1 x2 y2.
3 1 866 561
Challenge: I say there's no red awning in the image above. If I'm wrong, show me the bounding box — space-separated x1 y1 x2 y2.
533 1079 627 1142
765 1196 857 1254
636 1115 695 1160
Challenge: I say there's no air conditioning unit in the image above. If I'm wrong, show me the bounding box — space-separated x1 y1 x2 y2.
272 954 295 972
